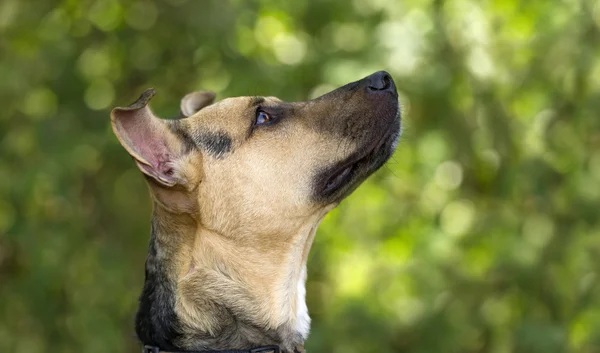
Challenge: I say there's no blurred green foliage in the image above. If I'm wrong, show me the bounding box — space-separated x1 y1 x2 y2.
1 0 600 352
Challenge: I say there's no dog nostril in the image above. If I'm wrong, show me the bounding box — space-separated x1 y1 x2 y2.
381 75 391 89
368 71 393 91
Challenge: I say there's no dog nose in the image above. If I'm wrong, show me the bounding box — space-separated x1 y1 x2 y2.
367 71 396 93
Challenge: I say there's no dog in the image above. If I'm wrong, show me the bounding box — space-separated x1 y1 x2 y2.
110 71 401 353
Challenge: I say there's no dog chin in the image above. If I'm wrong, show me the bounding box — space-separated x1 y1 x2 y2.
390 109 402 152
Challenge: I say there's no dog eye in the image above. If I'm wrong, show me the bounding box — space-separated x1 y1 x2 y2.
255 110 272 125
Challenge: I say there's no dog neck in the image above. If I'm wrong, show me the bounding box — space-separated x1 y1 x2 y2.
136 202 329 353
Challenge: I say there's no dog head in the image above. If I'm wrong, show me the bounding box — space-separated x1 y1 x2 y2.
111 71 400 239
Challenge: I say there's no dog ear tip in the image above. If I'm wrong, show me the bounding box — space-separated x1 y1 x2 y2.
143 87 156 98
110 88 157 115
130 88 156 109
182 90 214 100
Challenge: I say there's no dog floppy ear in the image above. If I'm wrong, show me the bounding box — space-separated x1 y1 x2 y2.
111 88 184 187
180 91 216 117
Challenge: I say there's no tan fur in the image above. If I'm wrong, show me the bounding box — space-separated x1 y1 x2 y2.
111 71 400 352
167 99 356 343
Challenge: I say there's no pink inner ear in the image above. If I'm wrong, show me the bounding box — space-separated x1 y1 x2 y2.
114 108 177 184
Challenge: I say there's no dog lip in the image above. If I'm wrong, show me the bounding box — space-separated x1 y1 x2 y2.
320 122 397 197
323 162 357 194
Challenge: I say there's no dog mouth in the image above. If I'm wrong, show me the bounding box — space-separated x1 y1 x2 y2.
322 160 360 195
319 117 401 199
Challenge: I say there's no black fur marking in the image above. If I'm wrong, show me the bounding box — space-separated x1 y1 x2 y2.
249 96 265 107
168 121 199 154
135 220 181 350
193 131 232 158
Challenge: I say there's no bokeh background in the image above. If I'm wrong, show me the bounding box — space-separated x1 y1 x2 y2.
1 0 600 352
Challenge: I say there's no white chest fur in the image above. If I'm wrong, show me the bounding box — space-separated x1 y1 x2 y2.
295 266 310 339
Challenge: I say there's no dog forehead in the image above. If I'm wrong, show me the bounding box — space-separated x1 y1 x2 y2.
182 96 251 128
219 95 283 107
218 95 254 108
187 95 290 130
187 96 281 123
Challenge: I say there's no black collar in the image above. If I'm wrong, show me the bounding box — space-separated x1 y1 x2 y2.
143 345 280 353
